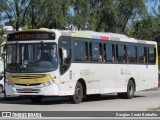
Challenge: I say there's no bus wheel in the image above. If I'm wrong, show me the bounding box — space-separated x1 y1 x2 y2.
118 80 135 99
70 82 83 104
30 96 43 103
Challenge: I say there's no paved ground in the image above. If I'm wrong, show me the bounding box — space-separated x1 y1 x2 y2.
0 88 160 111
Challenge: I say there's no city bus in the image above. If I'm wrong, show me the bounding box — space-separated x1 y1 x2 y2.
5 28 158 103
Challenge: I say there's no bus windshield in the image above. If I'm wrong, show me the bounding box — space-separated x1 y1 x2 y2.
6 43 58 73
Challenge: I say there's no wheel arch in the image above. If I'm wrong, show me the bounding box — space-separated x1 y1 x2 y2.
129 77 136 91
77 78 87 95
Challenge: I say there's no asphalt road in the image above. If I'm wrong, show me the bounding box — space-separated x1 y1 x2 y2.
0 88 160 111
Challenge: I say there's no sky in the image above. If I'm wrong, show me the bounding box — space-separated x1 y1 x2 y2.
145 0 160 16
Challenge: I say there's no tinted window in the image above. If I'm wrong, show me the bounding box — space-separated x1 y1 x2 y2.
99 43 103 62
58 36 71 75
59 37 71 48
74 41 88 61
116 44 127 63
74 41 81 61
90 42 100 62
128 45 136 63
148 47 155 64
104 44 115 63
137 47 147 63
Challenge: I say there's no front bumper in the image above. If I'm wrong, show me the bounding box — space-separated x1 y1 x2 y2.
5 82 59 97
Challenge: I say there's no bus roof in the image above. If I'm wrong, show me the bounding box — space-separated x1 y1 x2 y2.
7 28 157 45
61 30 157 45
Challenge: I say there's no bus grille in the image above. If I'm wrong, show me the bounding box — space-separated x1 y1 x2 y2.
15 83 41 86
16 89 40 93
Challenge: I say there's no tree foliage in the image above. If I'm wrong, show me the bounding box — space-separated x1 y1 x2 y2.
0 0 159 43
129 15 160 41
0 0 30 31
70 0 147 33
0 0 70 30
26 0 70 29
128 0 160 41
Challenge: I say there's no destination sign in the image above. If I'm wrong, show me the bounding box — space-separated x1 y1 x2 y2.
7 32 55 41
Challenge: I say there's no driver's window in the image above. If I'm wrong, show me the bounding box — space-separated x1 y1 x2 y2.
58 36 71 75
59 48 71 75
63 48 71 65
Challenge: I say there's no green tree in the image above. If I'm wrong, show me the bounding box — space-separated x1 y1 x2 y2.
71 0 92 30
96 0 118 32
0 0 31 31
96 0 147 33
0 0 71 30
26 0 70 29
71 0 147 33
127 0 160 41
130 16 160 41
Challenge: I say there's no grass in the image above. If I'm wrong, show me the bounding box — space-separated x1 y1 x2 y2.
148 107 160 111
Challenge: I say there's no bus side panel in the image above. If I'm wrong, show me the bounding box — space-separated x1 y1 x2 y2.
59 63 158 96
103 64 117 93
61 63 103 96
134 65 158 91
59 63 90 96
146 65 158 89
86 64 102 94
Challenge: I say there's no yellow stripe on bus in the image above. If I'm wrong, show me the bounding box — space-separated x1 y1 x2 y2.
155 45 158 65
7 74 52 85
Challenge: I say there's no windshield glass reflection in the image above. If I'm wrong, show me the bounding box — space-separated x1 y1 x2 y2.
6 43 58 73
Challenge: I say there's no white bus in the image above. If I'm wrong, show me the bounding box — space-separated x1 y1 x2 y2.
5 28 158 103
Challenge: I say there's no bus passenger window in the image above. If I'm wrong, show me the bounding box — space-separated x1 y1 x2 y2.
104 44 115 63
144 47 148 63
74 41 88 61
112 44 116 62
81 42 88 61
128 45 136 63
137 47 146 64
116 44 126 63
148 47 156 64
90 42 100 62
99 43 103 62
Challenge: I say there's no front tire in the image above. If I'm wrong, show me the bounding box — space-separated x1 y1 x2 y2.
70 82 83 104
118 80 135 99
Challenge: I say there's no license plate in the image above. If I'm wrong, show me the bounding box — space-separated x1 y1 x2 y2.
23 88 32 92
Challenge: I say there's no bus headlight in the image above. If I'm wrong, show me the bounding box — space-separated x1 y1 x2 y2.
6 80 14 86
42 80 54 87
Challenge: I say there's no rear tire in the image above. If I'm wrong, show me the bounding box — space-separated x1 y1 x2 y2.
70 82 83 104
118 80 135 99
30 96 43 103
